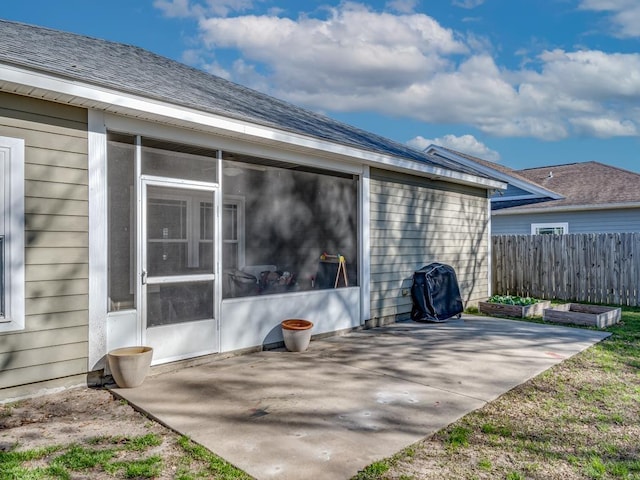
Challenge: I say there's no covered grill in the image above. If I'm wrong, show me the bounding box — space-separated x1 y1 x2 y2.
410 262 463 323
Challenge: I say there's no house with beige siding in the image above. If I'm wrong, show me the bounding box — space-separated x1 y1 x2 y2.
0 20 505 401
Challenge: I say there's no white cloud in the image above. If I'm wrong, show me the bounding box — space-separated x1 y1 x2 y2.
407 134 501 161
155 1 640 142
203 0 257 17
579 0 640 37
197 2 467 94
570 116 638 137
406 136 434 150
452 0 485 9
154 0 256 18
180 48 201 65
386 0 418 14
534 49 640 100
154 0 195 18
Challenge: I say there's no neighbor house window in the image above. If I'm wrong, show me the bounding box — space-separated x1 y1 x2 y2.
222 157 359 298
0 136 25 332
531 222 568 235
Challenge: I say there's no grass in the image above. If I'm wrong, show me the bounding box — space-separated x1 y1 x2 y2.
0 433 251 479
446 426 471 450
175 435 253 480
352 305 640 479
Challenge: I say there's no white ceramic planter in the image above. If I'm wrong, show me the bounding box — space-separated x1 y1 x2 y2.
107 346 153 388
281 319 314 352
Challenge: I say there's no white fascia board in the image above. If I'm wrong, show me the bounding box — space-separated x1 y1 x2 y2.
360 154 506 189
105 114 364 176
427 145 561 199
0 64 503 190
493 202 640 215
492 193 548 202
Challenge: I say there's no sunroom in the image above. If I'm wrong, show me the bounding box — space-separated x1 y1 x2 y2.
99 120 363 366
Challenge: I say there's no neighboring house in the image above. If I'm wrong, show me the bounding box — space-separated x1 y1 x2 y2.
0 20 505 401
426 146 640 235
427 146 563 211
494 162 640 234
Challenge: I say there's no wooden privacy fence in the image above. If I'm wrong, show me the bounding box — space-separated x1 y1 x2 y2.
492 233 640 306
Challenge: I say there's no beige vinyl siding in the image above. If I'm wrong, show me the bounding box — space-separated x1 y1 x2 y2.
0 92 88 397
369 168 489 321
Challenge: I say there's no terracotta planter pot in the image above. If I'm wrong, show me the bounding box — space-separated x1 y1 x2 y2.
107 346 153 388
281 319 314 352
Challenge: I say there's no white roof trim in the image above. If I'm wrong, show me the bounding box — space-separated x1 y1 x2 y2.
0 64 504 190
427 145 561 199
492 193 547 202
494 201 640 215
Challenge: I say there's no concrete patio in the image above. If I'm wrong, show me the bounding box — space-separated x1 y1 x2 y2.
112 315 610 479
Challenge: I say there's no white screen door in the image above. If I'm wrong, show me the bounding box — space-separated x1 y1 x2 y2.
141 178 218 362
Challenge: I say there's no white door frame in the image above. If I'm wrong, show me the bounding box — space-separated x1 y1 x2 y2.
139 175 220 363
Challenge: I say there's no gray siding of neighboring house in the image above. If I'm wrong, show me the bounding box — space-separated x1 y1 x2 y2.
492 208 640 235
0 92 89 400
369 168 490 323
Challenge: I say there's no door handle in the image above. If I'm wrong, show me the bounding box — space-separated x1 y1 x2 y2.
141 270 147 285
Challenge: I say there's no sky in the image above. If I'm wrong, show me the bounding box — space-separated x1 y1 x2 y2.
2 0 640 173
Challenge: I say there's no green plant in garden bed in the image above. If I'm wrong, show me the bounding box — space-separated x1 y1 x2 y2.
488 295 541 306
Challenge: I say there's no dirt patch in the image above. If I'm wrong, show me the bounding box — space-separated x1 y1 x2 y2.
0 387 191 479
1 388 163 451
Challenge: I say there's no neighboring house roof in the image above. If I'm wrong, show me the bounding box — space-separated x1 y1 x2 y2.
426 146 640 215
0 19 504 190
425 145 559 203
496 161 640 214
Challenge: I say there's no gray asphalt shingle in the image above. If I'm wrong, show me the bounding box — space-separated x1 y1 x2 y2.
0 19 490 179
515 161 640 208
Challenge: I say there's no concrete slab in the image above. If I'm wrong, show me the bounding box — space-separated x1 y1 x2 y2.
112 315 609 480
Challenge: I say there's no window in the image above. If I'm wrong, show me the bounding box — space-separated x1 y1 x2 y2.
531 222 568 235
222 157 359 298
0 136 25 332
146 188 214 276
141 139 218 183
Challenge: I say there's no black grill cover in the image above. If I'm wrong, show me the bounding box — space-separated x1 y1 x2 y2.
410 263 463 323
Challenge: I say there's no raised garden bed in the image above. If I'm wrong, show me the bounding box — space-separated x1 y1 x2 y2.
479 296 551 318
543 303 621 328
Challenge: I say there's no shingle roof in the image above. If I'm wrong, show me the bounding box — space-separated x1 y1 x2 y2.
0 19 491 180
510 161 640 209
435 147 562 192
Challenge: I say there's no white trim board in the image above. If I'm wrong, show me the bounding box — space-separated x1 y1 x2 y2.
88 110 108 370
0 135 25 333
